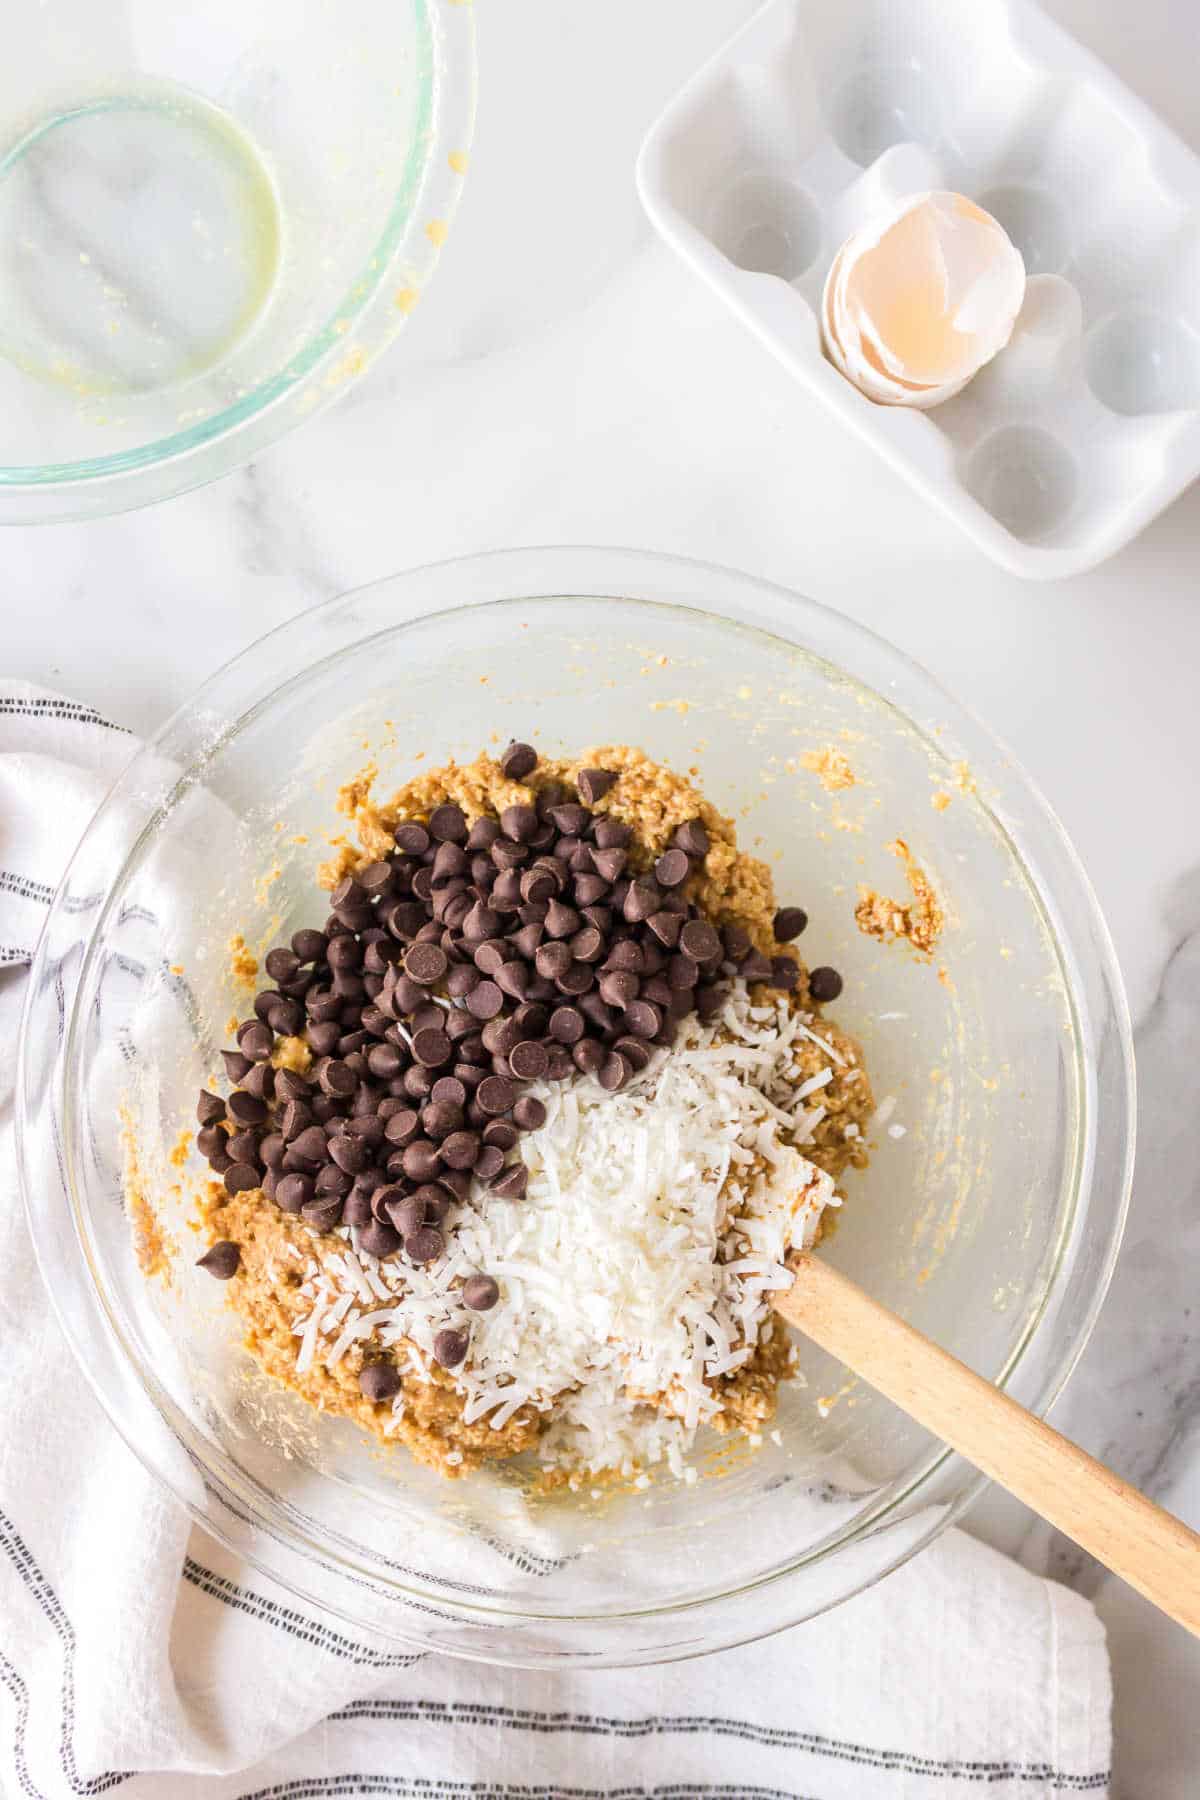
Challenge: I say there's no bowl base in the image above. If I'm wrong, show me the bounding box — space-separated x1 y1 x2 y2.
0 84 281 396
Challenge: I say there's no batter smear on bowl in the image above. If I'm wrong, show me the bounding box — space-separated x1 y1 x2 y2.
193 744 873 1481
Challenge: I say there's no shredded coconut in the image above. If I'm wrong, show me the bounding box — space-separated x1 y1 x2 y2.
288 983 838 1476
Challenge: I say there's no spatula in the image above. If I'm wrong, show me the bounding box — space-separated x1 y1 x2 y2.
774 1252 1200 1637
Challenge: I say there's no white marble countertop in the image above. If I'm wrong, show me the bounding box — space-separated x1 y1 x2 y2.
5 2 1199 1792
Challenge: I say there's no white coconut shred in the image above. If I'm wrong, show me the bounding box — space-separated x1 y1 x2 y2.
288 982 840 1477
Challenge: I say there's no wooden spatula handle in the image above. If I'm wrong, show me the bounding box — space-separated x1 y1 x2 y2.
775 1253 1200 1637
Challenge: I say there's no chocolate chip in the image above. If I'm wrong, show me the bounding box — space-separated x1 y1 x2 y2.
473 1145 505 1182
740 949 773 984
197 1240 240 1279
500 741 538 780
673 819 710 858
808 966 843 1002
654 847 690 888
599 1052 631 1091
412 1028 452 1068
291 1125 329 1162
302 1194 344 1232
428 804 468 844
466 979 503 1020
679 919 721 963
241 1061 276 1102
493 961 528 1002
384 1108 421 1146
535 941 572 982
773 906 808 942
367 1043 404 1081
572 1038 605 1076
624 1000 661 1039
598 970 639 1009
430 1075 468 1109
404 942 448 987
463 1274 500 1312
227 1129 261 1165
196 1124 226 1160
500 803 539 844
406 1225 445 1265
512 1095 547 1131
623 880 660 924
402 1139 443 1181
394 821 431 855
555 961 594 997
770 955 800 990
568 924 605 964
509 1039 548 1080
359 1362 402 1402
433 1327 469 1368
385 1192 424 1238
576 768 616 805
482 1120 519 1151
239 1022 273 1062
329 1134 368 1174
318 1059 357 1098
549 1005 584 1043
440 1130 480 1169
544 897 580 940
222 1050 253 1084
359 1220 403 1260
197 1090 225 1127
477 1075 516 1117
613 1035 652 1070
223 1163 260 1195
490 1162 528 1199
292 927 329 963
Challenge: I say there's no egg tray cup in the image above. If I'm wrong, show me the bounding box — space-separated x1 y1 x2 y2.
638 0 1200 579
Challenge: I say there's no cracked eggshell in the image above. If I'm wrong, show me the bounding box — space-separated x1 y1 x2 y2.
821 191 1026 409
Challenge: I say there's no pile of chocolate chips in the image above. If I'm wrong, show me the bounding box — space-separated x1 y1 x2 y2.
196 746 829 1352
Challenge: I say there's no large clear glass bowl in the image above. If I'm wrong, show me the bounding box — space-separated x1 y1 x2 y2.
0 0 474 523
18 548 1135 1665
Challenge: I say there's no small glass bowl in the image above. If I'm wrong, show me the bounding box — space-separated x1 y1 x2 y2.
0 0 474 523
18 548 1134 1665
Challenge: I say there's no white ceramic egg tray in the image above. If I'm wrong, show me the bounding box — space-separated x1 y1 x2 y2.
637 0 1200 579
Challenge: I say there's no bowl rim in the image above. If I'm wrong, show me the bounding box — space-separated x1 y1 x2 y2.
0 0 476 521
17 545 1137 1658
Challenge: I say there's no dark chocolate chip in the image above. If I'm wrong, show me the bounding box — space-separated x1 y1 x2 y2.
808 965 844 1002
402 1139 443 1181
513 1095 547 1131
489 1162 528 1199
433 1327 469 1368
196 1089 226 1127
770 955 800 990
500 741 538 780
359 1220 403 1260
679 919 721 963
440 1130 480 1169
394 821 431 856
576 768 616 805
412 1027 452 1068
466 979 503 1020
428 804 468 844
463 1274 500 1312
405 1225 445 1265
359 1362 403 1402
197 1240 240 1280
476 1075 516 1117
472 1146 505 1183
654 847 690 888
509 1039 548 1080
673 819 710 858
549 1005 584 1044
223 1163 260 1196
773 906 808 942
404 942 448 987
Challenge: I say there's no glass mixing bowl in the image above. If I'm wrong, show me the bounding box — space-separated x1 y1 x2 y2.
0 0 474 523
18 548 1134 1665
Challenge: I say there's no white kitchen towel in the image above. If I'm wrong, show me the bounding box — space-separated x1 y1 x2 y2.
0 683 1112 1800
